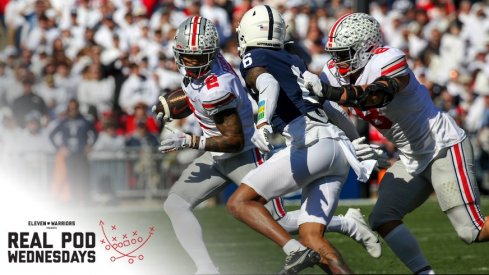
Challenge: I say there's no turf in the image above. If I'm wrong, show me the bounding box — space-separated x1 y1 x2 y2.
94 197 489 274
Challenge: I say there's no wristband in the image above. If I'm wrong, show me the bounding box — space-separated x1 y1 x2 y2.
191 136 206 150
198 136 206 150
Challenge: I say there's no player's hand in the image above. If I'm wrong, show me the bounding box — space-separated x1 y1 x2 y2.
152 102 171 123
252 124 273 154
303 71 323 97
352 137 391 168
158 126 192 153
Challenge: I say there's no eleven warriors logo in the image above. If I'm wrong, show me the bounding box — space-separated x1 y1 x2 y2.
99 220 155 264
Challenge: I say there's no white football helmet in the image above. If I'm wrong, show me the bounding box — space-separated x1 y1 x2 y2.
236 5 287 57
325 13 383 77
173 16 220 79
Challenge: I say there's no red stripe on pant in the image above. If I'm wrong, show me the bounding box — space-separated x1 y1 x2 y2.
273 197 286 218
253 148 264 165
452 143 485 229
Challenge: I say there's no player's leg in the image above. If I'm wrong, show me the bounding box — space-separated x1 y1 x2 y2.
431 139 489 243
277 208 381 258
369 160 434 274
163 152 229 274
223 148 296 233
227 145 322 267
296 175 352 274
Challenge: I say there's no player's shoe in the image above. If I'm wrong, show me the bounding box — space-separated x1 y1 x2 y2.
345 208 382 258
278 248 320 275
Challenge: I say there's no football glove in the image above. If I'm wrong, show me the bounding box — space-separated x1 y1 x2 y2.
352 137 391 169
152 96 172 123
303 71 324 97
159 126 192 153
251 124 273 154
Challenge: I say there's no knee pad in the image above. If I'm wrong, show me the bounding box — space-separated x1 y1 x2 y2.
163 193 191 217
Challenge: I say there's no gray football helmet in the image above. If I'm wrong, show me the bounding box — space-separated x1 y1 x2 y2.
173 16 220 80
325 13 383 77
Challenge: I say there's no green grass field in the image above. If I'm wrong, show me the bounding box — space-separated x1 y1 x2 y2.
93 197 489 274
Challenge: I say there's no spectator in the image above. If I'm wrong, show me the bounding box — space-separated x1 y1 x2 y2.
0 0 7 33
76 63 115 118
125 120 158 148
93 118 125 151
200 0 232 46
123 102 158 135
49 99 98 205
37 71 69 118
0 60 8 107
118 63 159 114
12 73 48 127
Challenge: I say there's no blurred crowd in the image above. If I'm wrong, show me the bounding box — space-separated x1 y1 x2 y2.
1 0 489 201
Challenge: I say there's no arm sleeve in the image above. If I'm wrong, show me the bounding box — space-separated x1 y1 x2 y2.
322 101 359 141
255 72 280 125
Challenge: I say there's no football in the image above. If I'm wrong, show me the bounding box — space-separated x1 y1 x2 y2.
153 88 192 121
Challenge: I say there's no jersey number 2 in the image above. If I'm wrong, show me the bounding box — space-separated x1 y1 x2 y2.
206 75 219 89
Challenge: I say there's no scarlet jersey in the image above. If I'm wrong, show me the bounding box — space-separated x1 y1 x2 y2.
182 53 255 159
320 46 466 174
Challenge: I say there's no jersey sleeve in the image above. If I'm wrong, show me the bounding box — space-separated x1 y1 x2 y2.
371 47 409 78
201 75 238 116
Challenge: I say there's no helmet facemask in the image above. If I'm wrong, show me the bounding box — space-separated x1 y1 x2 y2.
174 48 217 79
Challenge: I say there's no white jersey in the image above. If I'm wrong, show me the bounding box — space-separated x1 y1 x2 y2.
182 53 255 159
320 46 466 174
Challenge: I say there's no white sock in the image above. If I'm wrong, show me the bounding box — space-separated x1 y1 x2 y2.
326 215 358 238
282 239 306 255
277 210 299 234
164 194 218 273
384 224 431 273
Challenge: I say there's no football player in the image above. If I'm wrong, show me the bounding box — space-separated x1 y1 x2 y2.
159 16 290 274
304 13 489 274
160 15 381 275
227 5 378 274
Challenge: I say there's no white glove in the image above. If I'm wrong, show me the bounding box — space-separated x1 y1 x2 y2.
352 137 391 168
303 70 323 97
252 124 273 154
159 126 192 153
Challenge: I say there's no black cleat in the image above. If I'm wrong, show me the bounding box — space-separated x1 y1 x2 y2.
278 248 321 275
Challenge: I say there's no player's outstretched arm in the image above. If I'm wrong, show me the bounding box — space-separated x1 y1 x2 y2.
307 74 410 110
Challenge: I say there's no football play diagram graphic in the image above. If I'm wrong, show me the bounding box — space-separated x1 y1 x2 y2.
99 220 155 264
